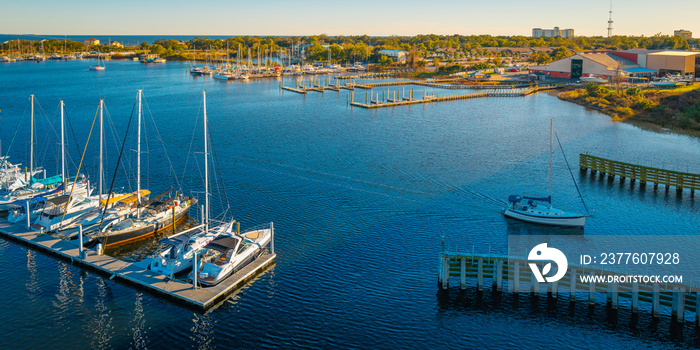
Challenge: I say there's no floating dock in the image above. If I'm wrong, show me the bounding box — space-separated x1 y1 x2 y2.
438 247 698 324
0 221 276 312
580 154 699 197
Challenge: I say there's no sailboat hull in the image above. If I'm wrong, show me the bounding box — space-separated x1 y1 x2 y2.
99 199 195 248
504 208 585 228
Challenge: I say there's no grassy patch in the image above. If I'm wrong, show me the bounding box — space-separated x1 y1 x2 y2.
559 82 700 136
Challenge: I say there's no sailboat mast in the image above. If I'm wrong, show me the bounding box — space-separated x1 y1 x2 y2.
549 118 553 206
137 89 142 215
99 98 104 201
60 100 65 194
30 94 34 177
203 91 209 233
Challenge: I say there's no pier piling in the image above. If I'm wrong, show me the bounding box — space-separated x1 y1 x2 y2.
477 259 483 291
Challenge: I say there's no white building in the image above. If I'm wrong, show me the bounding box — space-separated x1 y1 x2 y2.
532 27 574 38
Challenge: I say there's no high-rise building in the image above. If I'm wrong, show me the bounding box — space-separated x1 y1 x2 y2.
532 27 574 38
674 29 692 40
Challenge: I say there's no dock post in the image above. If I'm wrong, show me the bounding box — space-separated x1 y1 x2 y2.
531 269 538 293
477 259 483 291
611 283 618 309
511 262 520 293
696 291 700 324
346 94 349 108
588 278 595 305
552 281 559 299
672 287 679 320
652 284 660 318
632 283 639 313
270 222 275 255
193 251 198 290
460 258 466 290
26 201 31 230
570 269 576 299
365 91 368 104
495 261 503 292
78 225 83 258
442 257 450 289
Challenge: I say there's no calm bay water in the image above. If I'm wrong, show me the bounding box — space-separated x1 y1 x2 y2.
0 59 699 349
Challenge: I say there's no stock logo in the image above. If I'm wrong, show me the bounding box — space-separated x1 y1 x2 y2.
528 243 568 283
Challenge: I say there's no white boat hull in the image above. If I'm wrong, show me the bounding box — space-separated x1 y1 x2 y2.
504 208 585 227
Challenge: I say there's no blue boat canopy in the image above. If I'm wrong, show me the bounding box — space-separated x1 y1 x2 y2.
11 196 48 207
31 175 63 186
508 195 551 203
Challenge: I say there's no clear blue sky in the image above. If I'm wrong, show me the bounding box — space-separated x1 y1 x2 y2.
1 0 697 37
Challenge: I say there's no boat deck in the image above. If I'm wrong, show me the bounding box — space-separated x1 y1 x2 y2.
0 221 275 312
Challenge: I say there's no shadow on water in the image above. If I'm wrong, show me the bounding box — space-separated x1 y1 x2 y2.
504 219 585 236
437 286 700 348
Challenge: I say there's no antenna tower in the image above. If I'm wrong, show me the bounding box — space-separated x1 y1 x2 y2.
607 0 614 37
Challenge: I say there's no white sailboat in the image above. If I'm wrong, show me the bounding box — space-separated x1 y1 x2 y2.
149 91 234 277
503 119 587 228
89 52 105 71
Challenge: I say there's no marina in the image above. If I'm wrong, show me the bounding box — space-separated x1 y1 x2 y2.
0 221 276 312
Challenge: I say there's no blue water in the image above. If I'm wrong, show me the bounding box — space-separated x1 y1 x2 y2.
1 59 699 349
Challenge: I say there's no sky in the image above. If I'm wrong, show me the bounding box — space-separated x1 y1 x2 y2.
1 0 698 38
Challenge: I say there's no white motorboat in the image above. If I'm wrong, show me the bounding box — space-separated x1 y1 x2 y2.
149 221 234 277
190 227 272 287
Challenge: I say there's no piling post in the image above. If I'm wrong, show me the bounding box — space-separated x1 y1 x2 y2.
513 262 520 293
460 258 466 289
270 222 275 255
193 251 198 290
442 257 450 289
652 284 660 318
78 225 83 258
696 291 700 324
552 281 558 299
611 283 619 309
632 283 639 313
477 259 484 291
495 261 503 292
569 269 576 299
589 277 595 305
672 287 679 320
346 94 349 108
26 201 31 230
531 268 538 293
365 91 368 104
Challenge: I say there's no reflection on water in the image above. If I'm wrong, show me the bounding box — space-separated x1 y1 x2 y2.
130 293 148 350
89 278 114 349
25 250 40 296
189 313 216 350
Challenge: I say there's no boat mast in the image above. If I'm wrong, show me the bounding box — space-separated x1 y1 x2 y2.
549 118 553 207
203 91 209 233
60 100 65 194
30 94 34 178
137 89 142 217
99 98 104 202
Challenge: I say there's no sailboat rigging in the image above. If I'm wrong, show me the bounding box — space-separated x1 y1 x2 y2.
503 119 587 228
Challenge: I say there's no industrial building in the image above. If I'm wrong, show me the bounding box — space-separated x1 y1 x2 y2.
528 49 700 81
532 27 574 38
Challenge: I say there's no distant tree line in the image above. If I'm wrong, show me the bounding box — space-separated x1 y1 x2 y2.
2 34 696 65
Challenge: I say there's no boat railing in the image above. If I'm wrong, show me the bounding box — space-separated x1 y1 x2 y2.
161 224 205 240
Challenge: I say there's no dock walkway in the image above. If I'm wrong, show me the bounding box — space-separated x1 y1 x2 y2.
439 248 697 323
0 221 275 312
580 154 699 196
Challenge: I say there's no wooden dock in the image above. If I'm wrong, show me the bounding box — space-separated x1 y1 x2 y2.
0 221 276 312
579 154 699 197
438 248 697 323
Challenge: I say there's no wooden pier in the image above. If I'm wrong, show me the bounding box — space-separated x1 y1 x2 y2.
438 248 698 323
579 154 699 197
0 221 276 313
